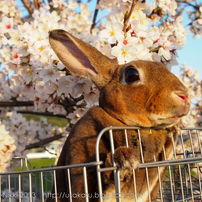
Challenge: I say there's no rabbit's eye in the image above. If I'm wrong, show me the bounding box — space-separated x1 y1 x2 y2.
125 68 139 83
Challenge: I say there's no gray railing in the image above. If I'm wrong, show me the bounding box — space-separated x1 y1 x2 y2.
0 127 202 202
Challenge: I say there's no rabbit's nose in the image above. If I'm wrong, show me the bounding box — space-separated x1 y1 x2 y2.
177 93 189 103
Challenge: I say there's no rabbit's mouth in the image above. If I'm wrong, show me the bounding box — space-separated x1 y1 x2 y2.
154 118 180 128
149 112 188 128
150 118 180 128
165 113 187 120
161 116 181 123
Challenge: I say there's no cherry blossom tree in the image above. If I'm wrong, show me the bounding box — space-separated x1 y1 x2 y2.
0 0 201 172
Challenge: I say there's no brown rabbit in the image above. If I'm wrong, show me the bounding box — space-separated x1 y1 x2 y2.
47 29 190 202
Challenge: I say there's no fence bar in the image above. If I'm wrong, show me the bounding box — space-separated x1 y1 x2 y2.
197 129 202 155
8 175 11 202
67 168 72 202
95 130 104 202
0 176 1 202
196 129 202 200
29 173 33 202
163 146 175 202
124 129 129 148
138 130 151 202
154 155 163 202
40 172 44 202
180 131 191 201
97 158 202 170
0 162 103 176
187 130 194 202
172 133 184 201
132 169 137 202
83 167 89 202
18 174 22 202
124 127 133 201
109 129 121 202
0 127 202 202
53 170 58 202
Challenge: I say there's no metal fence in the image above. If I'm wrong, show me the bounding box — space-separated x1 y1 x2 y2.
0 127 202 202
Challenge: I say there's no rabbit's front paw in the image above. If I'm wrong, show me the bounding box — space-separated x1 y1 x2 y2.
113 147 140 182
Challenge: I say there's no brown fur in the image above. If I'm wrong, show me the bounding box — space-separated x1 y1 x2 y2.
47 30 190 202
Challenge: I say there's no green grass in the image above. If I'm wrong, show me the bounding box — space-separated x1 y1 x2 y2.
165 164 197 178
14 158 56 192
23 114 68 127
30 158 56 169
15 158 56 171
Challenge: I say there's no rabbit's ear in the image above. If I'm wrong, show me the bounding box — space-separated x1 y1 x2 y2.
49 29 116 89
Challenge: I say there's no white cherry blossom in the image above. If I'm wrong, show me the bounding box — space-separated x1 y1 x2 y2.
100 21 123 44
39 65 61 82
111 44 137 64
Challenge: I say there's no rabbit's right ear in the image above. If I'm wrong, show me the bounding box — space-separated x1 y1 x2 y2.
49 30 117 89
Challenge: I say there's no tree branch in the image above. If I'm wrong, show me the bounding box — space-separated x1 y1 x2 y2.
17 111 67 118
34 0 40 9
91 0 100 32
175 0 200 27
58 94 84 114
123 0 137 35
176 0 199 10
48 0 60 13
0 101 34 107
25 133 65 150
0 94 84 116
21 0 34 15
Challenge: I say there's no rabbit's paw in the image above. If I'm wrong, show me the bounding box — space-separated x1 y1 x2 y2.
113 147 140 182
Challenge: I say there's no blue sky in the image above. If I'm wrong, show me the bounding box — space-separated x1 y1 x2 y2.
172 33 202 78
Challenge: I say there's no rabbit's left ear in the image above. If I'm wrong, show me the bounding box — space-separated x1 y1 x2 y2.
49 29 117 89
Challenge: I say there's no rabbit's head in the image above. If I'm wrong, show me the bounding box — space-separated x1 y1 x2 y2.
49 30 190 128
